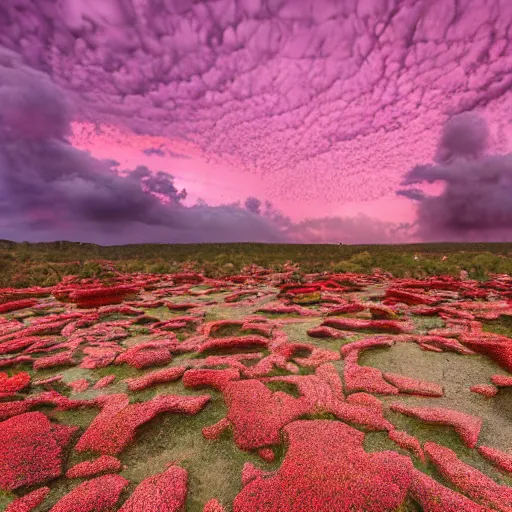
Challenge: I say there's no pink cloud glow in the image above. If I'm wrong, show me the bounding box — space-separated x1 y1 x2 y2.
0 0 511 243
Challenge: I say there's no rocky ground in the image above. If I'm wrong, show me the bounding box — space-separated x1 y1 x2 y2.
0 266 511 511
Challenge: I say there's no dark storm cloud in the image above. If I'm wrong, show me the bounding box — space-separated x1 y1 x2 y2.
399 113 512 241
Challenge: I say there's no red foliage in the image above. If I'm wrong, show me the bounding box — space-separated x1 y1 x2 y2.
0 299 37 313
198 335 269 353
66 285 140 308
93 375 116 389
124 366 186 391
306 326 349 338
119 465 187 512
424 442 512 511
383 372 444 397
33 351 75 370
202 418 231 440
0 371 30 394
491 374 512 387
409 468 490 512
68 379 90 393
0 412 77 490
385 288 439 306
183 368 240 391
49 474 129 512
470 384 499 397
344 352 399 395
115 341 173 369
323 317 409 333
258 448 275 462
478 446 512 473
461 333 512 372
326 303 366 316
75 393 210 454
66 455 122 479
242 463 266 486
203 498 226 512
223 379 309 450
233 420 413 512
388 430 425 462
391 404 482 448
5 487 50 512
478 446 512 474
80 347 121 369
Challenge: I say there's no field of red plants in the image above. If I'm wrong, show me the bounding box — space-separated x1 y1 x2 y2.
0 264 511 511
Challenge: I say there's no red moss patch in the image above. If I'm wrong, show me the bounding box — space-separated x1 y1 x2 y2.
0 299 38 313
409 468 489 512
323 317 409 333
118 466 187 512
223 379 308 450
424 442 512 511
75 393 210 454
0 412 77 490
124 366 186 391
383 372 444 397
183 368 240 391
0 371 30 394
202 418 231 440
258 447 275 462
233 420 413 512
66 456 122 479
93 375 116 389
491 374 512 387
203 498 226 512
198 335 269 354
50 474 129 512
115 342 173 369
388 430 425 462
33 351 75 370
6 487 50 512
390 404 482 448
470 384 499 398
68 379 90 393
478 446 512 474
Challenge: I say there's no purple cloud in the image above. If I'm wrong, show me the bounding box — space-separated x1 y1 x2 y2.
1 0 511 207
400 113 512 241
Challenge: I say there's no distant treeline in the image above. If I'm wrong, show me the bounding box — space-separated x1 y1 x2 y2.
1 240 512 288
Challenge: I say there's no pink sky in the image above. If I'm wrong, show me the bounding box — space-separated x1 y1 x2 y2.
1 0 512 243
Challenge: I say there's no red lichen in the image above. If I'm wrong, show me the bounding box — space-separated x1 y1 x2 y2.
0 412 77 490
183 368 240 391
306 326 349 338
198 335 269 353
93 375 116 389
119 465 187 512
6 487 50 512
0 299 38 313
0 371 30 394
470 384 499 397
388 430 425 462
409 468 490 512
124 366 186 391
390 404 482 448
33 351 75 370
424 442 512 511
478 446 512 474
80 347 120 369
258 447 275 462
233 420 413 512
68 379 90 393
75 393 210 454
344 352 399 395
66 456 122 479
383 372 444 397
115 341 173 369
49 474 129 512
202 418 231 440
323 317 409 333
223 379 309 450
203 498 226 512
491 374 512 387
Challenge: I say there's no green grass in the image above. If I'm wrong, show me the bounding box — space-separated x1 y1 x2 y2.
2 240 512 288
482 315 512 338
